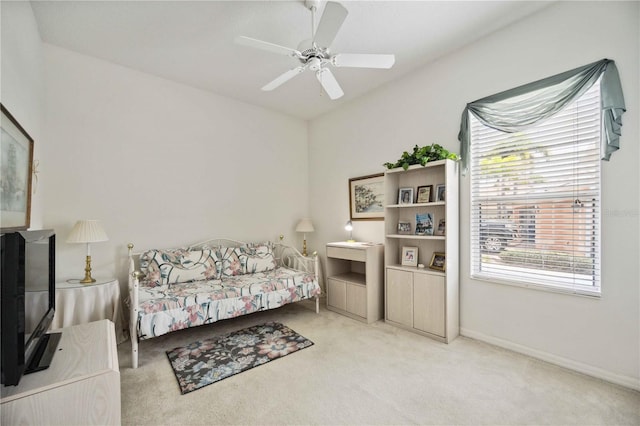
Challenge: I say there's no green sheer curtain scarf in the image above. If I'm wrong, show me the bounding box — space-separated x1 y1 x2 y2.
458 59 626 175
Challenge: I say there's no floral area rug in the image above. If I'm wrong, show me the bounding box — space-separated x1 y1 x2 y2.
166 322 314 394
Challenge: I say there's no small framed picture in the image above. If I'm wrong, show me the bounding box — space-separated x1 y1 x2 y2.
416 185 432 203
401 246 418 267
436 184 446 202
435 219 446 236
415 212 433 236
398 187 414 205
397 221 411 234
429 252 446 272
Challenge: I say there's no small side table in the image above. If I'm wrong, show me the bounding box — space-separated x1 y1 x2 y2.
53 278 126 343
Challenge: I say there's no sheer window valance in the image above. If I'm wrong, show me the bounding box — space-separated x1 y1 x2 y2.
458 59 626 175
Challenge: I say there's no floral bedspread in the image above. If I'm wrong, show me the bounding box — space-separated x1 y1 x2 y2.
135 267 320 340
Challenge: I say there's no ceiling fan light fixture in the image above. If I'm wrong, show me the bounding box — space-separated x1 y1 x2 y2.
308 57 322 71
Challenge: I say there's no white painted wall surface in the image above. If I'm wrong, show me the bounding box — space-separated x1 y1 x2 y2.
1 1 45 228
309 1 639 388
42 45 309 286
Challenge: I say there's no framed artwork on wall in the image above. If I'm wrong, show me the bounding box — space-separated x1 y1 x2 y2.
1 104 34 231
349 173 384 220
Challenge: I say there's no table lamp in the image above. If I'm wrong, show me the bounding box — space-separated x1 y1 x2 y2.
345 220 355 242
66 219 109 284
295 218 315 256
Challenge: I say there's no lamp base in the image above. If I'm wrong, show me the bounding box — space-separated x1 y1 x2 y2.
80 255 96 284
346 239 356 243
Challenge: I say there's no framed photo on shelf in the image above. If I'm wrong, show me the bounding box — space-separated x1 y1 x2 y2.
415 212 433 236
401 246 418 267
416 185 432 203
397 221 411 234
436 184 446 202
435 219 446 236
348 173 384 221
1 104 34 231
398 187 414 205
429 252 446 272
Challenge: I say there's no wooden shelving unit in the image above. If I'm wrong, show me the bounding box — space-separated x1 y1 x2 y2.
384 159 459 343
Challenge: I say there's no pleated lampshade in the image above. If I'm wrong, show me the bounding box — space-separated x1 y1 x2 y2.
66 220 109 243
295 218 315 233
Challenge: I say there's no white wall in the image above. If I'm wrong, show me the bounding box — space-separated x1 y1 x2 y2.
1 1 45 228
42 45 309 286
309 1 639 389
4 0 638 390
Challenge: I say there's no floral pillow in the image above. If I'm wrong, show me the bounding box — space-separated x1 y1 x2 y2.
140 248 218 287
237 242 276 274
244 242 274 256
215 247 245 277
245 251 277 273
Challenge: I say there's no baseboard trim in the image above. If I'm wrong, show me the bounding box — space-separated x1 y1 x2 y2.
460 327 640 391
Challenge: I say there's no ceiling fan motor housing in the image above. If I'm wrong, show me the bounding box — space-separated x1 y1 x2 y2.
297 39 330 62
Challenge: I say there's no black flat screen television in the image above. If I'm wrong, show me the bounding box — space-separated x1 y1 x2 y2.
1 229 61 386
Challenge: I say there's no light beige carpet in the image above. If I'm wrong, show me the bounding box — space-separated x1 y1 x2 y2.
118 300 639 425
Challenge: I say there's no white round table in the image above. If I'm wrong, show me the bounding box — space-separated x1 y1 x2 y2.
53 278 127 343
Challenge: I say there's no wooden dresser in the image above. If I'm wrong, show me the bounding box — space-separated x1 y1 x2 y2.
1 320 121 425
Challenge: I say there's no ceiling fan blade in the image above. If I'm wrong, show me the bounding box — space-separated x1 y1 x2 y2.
261 66 307 91
314 1 348 48
316 68 344 100
332 53 395 69
235 36 301 58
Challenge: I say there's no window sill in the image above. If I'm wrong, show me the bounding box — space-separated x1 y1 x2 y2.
470 273 601 299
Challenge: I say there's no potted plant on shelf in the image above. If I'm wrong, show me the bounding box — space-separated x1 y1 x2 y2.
383 144 460 171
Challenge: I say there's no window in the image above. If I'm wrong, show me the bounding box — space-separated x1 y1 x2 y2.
470 81 601 296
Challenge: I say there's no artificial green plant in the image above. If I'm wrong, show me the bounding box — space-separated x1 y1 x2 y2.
383 144 460 170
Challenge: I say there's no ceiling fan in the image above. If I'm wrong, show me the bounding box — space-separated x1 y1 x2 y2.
235 0 395 100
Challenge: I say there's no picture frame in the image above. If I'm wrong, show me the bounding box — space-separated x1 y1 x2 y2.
398 187 414 205
401 246 418 267
349 173 384 221
397 221 411 234
436 184 446 202
416 185 432 203
1 104 34 231
429 252 446 272
435 219 446 236
415 212 433 236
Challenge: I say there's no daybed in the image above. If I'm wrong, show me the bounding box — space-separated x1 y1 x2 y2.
126 238 321 368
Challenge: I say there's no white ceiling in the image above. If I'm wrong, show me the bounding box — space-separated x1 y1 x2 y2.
30 1 551 120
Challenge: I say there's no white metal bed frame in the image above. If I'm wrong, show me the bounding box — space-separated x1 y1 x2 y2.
126 238 320 368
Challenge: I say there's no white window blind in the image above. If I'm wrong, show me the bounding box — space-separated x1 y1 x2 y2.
470 81 601 296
